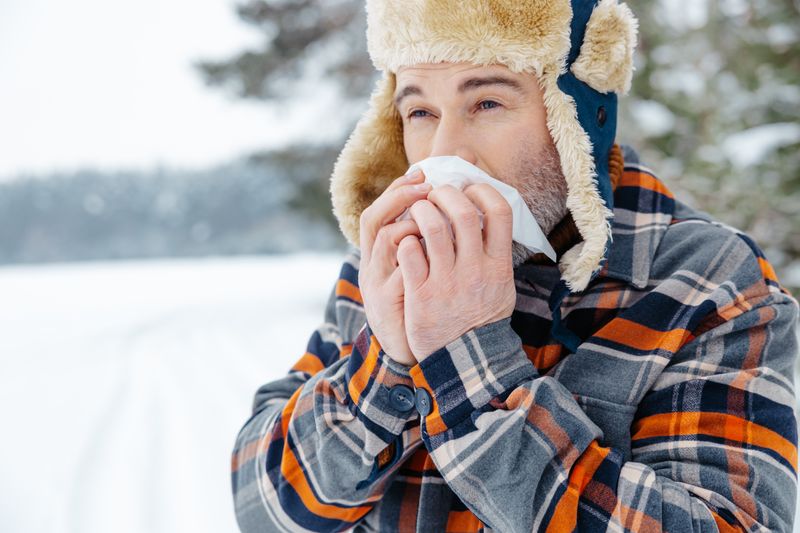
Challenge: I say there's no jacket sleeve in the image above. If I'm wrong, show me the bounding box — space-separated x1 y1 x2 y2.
231 247 423 533
408 240 799 532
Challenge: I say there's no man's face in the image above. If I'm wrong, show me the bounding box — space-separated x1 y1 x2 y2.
394 62 569 267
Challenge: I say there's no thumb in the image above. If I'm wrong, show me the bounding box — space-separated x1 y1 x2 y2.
397 235 428 292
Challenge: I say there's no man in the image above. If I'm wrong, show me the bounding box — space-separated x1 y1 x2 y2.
231 1 799 531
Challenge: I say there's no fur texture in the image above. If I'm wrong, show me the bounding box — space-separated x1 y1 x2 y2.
539 65 614 291
366 0 572 76
571 0 638 94
330 71 408 249
329 0 637 293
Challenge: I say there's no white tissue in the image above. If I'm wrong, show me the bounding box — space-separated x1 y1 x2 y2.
395 156 557 261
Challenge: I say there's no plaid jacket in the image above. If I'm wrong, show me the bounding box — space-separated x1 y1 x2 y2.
231 148 799 532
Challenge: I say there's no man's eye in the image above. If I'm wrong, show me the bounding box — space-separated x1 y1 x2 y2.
478 100 501 111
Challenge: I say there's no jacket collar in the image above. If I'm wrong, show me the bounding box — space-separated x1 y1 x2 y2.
515 144 676 292
600 144 676 289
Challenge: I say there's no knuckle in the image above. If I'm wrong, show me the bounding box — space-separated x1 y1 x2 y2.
426 221 447 237
393 220 414 240
398 234 415 247
397 234 418 253
374 224 392 244
391 175 407 187
396 242 408 256
431 184 454 197
453 207 479 226
402 184 426 201
488 200 512 218
359 206 373 228
467 183 490 195
411 198 433 212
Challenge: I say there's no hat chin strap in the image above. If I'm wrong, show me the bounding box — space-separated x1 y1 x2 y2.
539 65 614 293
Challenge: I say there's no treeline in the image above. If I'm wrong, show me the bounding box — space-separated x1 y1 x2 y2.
0 144 346 264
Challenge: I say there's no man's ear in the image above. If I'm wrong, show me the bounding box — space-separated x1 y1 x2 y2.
570 0 638 95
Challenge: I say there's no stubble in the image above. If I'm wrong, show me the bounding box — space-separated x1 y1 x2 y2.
504 140 569 268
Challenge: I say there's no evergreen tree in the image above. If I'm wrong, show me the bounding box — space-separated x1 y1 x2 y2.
195 0 373 102
620 0 800 291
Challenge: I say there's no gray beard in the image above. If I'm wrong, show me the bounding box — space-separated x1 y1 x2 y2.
509 144 569 268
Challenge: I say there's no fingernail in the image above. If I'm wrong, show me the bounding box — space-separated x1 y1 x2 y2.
405 169 423 181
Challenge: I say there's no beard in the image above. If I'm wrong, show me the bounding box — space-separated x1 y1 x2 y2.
502 140 569 268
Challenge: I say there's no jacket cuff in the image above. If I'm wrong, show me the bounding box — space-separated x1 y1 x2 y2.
409 317 538 436
346 322 419 442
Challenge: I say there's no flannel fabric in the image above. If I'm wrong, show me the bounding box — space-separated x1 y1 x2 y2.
231 147 799 532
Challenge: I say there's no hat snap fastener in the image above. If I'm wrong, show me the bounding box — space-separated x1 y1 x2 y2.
597 106 607 127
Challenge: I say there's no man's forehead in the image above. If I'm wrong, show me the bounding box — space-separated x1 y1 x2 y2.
396 62 514 79
393 63 528 108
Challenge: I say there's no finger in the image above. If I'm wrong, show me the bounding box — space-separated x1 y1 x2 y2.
426 184 483 261
408 199 456 274
371 218 422 279
397 234 428 290
359 176 431 262
386 169 424 192
358 169 422 245
462 183 513 258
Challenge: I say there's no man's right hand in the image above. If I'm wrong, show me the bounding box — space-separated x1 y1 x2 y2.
358 169 431 367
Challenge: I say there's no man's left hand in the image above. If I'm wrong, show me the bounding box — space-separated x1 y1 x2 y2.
396 183 517 362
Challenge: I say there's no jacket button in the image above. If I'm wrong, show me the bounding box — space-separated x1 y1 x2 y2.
415 388 432 417
389 385 415 413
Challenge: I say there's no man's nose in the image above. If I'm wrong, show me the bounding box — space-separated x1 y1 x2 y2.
428 116 478 166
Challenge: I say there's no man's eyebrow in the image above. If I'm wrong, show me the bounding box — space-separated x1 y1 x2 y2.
393 75 526 109
393 85 424 109
458 75 525 94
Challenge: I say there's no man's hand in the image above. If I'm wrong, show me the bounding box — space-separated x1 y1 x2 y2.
358 170 432 366
396 183 516 361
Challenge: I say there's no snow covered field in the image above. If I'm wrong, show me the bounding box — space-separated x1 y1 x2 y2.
0 253 344 533
1 254 798 532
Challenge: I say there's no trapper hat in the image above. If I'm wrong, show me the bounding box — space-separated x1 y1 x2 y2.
329 0 638 293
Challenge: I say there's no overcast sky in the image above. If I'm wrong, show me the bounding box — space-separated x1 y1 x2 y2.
0 0 347 179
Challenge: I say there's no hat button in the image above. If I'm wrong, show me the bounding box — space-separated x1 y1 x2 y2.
597 106 607 127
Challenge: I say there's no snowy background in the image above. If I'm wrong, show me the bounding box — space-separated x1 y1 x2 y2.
0 0 798 531
0 254 344 532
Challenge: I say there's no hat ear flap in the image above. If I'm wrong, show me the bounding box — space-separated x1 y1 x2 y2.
330 72 409 248
570 0 638 95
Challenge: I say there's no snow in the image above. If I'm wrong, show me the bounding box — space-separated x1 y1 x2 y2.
1 254 799 532
658 0 709 31
787 262 800 290
628 100 676 138
722 122 800 168
0 253 344 533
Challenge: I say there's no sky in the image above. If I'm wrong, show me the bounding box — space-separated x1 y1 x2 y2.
0 0 347 179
